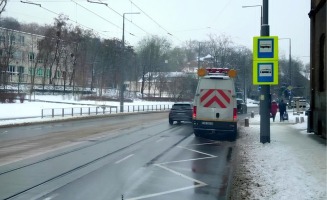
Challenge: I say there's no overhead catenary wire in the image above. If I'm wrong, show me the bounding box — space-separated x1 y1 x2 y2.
20 0 108 38
93 0 150 35
128 0 182 42
71 0 121 30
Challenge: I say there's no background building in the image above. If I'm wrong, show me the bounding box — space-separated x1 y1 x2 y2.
308 0 326 138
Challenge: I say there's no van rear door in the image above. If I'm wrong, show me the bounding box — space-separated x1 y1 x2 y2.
197 79 235 121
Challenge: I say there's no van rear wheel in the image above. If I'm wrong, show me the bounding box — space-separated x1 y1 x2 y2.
169 119 173 125
194 130 200 137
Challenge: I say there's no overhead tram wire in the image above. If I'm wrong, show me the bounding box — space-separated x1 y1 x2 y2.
20 0 108 38
129 0 182 42
92 0 150 35
71 0 122 31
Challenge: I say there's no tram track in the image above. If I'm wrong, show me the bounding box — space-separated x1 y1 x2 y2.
3 124 185 200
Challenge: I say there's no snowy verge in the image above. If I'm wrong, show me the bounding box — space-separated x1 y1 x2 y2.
229 114 326 200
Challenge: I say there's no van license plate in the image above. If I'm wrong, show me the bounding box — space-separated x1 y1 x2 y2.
202 122 213 125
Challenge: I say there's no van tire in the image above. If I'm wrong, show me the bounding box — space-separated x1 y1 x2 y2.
194 130 200 137
169 119 173 125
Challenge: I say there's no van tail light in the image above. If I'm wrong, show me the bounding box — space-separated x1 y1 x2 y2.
193 106 197 118
233 108 237 120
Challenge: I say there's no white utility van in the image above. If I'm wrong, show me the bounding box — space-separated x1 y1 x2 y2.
193 68 238 138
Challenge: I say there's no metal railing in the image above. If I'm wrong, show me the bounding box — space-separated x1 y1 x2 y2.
41 104 173 118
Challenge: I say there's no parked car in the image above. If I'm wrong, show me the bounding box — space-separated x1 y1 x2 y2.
169 102 193 125
236 98 247 114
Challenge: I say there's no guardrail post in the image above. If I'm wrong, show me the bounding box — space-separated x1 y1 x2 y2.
72 108 74 116
152 105 153 111
62 108 64 117
143 105 144 111
133 106 135 112
52 109 54 118
96 107 98 115
88 107 90 115
41 109 44 118
109 107 112 114
128 106 129 113
138 105 140 112
156 105 157 111
80 107 82 115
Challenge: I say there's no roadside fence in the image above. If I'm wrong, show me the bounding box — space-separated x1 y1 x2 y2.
41 104 173 119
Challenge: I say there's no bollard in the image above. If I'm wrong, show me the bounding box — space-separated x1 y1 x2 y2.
245 118 249 127
251 111 254 118
300 117 304 123
295 117 299 123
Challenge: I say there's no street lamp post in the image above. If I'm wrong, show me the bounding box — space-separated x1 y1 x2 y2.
120 12 140 112
242 5 263 32
279 38 292 86
197 42 202 79
242 4 263 104
244 1 270 143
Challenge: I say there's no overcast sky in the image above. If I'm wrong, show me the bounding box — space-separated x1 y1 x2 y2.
5 0 310 64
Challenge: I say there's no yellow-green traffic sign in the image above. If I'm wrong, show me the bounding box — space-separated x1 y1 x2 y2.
253 36 279 85
253 36 279 60
253 60 279 85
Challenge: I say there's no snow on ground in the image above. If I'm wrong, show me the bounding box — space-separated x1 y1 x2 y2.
0 94 174 126
231 109 327 200
1 96 326 199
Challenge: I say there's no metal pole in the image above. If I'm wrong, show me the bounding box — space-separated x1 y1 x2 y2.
289 40 292 85
120 12 140 113
120 14 126 113
260 0 270 143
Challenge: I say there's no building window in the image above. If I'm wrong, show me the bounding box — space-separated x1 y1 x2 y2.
8 65 15 73
29 68 35 76
319 34 326 91
10 35 15 45
37 68 43 77
46 69 50 77
56 71 61 78
0 35 5 44
29 52 35 61
19 35 24 46
18 66 24 74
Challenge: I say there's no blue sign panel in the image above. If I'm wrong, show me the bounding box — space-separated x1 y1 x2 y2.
257 63 274 82
257 38 274 58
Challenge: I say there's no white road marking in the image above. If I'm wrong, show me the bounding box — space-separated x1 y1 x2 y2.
115 154 134 164
155 138 165 143
126 185 204 200
126 164 207 200
42 193 59 200
188 142 221 146
177 146 217 157
155 164 207 185
125 143 220 199
158 156 216 165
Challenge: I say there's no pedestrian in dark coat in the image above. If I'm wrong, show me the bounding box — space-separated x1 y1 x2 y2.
279 100 287 122
270 101 278 122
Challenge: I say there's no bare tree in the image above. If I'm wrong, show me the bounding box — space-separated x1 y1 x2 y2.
208 34 234 68
136 36 171 97
0 28 16 89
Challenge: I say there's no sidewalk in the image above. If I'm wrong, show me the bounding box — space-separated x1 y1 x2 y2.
230 112 327 200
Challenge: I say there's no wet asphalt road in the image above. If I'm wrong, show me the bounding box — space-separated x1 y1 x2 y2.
0 110 255 200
